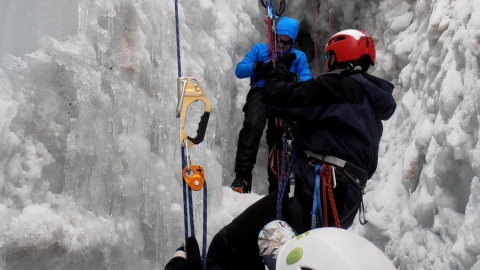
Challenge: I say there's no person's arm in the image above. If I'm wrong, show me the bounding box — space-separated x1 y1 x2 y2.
262 56 364 121
164 236 202 270
263 71 354 108
292 52 312 82
235 45 259 79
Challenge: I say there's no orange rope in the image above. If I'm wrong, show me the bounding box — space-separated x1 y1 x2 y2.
321 165 341 228
327 166 341 227
322 165 328 226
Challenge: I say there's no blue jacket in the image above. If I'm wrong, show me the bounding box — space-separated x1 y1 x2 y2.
262 68 396 198
235 17 312 87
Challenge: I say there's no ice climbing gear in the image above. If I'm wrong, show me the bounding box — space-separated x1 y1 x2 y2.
174 1 210 268
275 121 297 220
311 164 340 228
182 165 205 191
275 227 397 270
176 77 211 147
260 0 286 62
324 29 376 65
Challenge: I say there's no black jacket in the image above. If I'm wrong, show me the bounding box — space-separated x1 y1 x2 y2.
262 67 396 198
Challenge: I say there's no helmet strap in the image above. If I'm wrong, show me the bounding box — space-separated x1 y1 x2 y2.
327 54 336 71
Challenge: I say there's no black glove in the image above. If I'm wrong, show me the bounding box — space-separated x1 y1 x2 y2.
231 177 252 193
275 53 296 70
164 236 202 270
253 61 274 77
289 72 300 82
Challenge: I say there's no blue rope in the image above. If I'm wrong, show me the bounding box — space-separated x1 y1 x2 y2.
188 188 195 237
311 164 323 229
202 182 208 270
174 0 182 77
276 124 297 220
181 147 189 242
175 2 207 268
276 145 288 219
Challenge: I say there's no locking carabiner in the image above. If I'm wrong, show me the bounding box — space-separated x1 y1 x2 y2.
176 77 211 148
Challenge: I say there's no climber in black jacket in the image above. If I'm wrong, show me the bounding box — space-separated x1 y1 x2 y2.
168 29 397 270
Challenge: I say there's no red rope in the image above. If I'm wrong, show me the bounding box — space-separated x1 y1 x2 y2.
321 165 341 228
327 166 341 227
326 0 332 36
265 17 277 63
322 168 328 226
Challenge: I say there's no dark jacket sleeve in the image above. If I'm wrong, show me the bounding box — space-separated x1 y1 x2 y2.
262 68 364 121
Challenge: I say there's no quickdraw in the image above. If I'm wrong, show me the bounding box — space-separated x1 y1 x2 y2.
260 0 285 62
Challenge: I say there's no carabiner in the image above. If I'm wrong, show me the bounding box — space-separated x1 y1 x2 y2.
176 77 211 147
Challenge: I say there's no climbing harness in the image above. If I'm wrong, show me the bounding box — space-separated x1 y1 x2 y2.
260 0 285 62
311 164 340 228
305 150 369 228
174 1 211 268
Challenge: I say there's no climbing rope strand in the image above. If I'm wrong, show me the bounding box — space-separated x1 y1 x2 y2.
311 165 322 229
174 0 182 77
326 0 332 36
182 148 189 241
276 123 297 220
202 182 208 270
276 145 288 220
322 165 328 226
326 166 341 227
188 188 195 236
174 2 209 269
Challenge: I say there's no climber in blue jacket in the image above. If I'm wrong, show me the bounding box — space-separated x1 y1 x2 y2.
232 16 312 194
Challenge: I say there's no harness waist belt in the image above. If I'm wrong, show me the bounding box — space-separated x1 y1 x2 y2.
304 150 348 167
304 150 368 189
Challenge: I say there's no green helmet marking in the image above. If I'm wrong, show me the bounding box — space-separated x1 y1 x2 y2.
286 247 303 265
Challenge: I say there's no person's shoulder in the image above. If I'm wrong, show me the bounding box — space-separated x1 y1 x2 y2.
251 43 269 50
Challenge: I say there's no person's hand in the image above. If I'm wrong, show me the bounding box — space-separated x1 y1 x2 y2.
275 53 296 70
254 61 274 77
164 236 202 270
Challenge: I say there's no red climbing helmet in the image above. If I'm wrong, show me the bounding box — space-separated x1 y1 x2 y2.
324 29 376 66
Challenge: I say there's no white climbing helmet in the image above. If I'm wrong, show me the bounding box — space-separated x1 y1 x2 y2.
275 227 396 270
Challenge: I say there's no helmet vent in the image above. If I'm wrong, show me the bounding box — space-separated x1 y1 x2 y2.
333 36 346 42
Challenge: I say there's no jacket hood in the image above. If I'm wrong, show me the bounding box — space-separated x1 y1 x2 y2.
276 16 299 41
350 72 396 120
